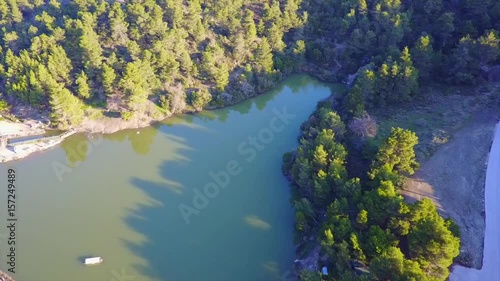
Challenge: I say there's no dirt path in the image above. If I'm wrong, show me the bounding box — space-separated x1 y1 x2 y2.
403 109 499 268
449 121 500 280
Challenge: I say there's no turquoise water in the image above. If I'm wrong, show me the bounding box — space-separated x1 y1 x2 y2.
0 75 343 281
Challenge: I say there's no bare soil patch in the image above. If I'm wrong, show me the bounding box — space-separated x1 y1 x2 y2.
403 108 498 268
0 120 44 137
375 83 500 269
372 83 498 162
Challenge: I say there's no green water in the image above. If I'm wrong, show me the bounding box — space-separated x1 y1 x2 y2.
0 75 343 281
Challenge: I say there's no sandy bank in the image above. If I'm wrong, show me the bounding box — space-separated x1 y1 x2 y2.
0 269 15 281
76 112 167 134
0 130 76 163
0 120 45 137
0 108 168 163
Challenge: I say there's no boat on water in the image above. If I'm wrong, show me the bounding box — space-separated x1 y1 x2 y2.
84 257 103 265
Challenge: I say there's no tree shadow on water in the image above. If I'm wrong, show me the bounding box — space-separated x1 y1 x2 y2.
122 130 209 281
124 172 211 281
120 80 320 281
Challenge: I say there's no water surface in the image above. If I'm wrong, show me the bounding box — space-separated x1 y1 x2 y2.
0 75 343 281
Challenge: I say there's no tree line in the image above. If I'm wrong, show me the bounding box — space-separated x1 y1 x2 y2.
283 102 460 281
0 0 498 128
302 0 499 115
0 0 307 127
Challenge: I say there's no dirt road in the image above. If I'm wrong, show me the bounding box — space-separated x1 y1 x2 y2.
403 110 499 268
450 121 500 280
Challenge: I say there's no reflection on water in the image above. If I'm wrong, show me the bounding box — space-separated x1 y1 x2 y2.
60 134 91 166
122 75 342 281
102 126 160 155
244 215 272 231
8 74 344 281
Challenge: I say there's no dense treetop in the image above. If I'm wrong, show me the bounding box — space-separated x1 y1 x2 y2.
0 0 495 279
283 103 460 281
0 0 308 127
0 0 498 128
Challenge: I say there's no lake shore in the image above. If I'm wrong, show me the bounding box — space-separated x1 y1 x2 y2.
5 75 329 281
0 269 15 281
0 111 166 163
0 73 343 163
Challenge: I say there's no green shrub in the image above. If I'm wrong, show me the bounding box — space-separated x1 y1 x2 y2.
121 111 134 121
0 99 9 111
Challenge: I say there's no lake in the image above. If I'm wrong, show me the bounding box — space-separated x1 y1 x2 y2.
0 75 343 281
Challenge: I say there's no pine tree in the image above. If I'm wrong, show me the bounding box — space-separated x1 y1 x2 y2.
46 45 73 85
214 63 229 92
79 14 103 72
411 35 434 80
200 49 216 80
156 49 179 83
374 127 419 175
254 38 273 73
408 198 460 280
190 88 212 110
163 0 183 29
358 0 368 15
242 10 257 43
0 0 9 25
266 23 286 52
120 60 152 107
109 2 129 45
49 86 84 128
101 63 116 96
75 71 91 99
6 0 22 23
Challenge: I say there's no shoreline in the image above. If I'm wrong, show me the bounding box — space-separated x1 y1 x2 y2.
0 270 15 281
0 112 166 163
1 73 342 163
0 130 76 163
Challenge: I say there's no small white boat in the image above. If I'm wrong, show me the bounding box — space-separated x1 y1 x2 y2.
84 257 103 265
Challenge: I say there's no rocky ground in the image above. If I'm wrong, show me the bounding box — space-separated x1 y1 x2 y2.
0 270 15 281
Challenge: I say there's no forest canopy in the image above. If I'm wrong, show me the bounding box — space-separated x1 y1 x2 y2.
0 0 307 127
0 0 497 128
0 0 496 279
283 102 461 281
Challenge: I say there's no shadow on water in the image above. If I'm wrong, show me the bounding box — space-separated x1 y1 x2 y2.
120 74 338 281
117 127 201 280
77 255 99 264
123 139 195 281
123 180 178 281
167 75 300 127
59 76 339 165
60 133 92 167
